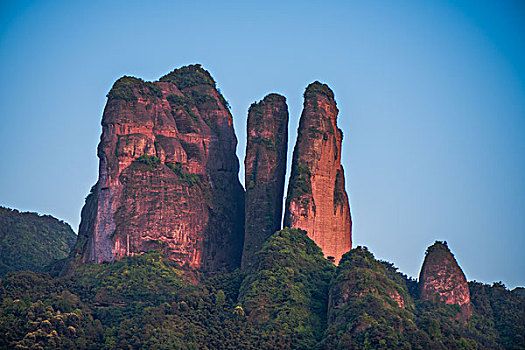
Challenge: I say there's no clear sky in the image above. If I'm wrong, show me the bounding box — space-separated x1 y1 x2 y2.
1 0 523 288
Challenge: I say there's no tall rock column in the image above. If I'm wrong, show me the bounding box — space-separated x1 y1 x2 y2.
284 82 351 264
70 65 244 271
418 241 472 318
242 94 288 269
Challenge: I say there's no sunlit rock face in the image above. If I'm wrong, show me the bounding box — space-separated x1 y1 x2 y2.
418 241 472 318
242 94 288 269
284 82 352 264
72 65 244 271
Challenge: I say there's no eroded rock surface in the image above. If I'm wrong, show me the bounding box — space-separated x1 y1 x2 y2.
242 94 288 269
284 82 351 264
71 65 244 271
418 241 471 317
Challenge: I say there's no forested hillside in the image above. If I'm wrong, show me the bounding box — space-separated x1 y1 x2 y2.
0 207 76 276
1 229 523 349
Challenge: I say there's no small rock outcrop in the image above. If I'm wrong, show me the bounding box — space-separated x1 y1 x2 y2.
418 241 471 317
242 94 288 269
71 65 244 271
284 82 351 264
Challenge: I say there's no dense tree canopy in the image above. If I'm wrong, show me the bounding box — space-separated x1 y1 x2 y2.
0 207 76 276
0 229 523 349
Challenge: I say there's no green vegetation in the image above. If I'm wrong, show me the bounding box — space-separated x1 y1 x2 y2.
469 281 525 348
190 89 218 110
0 207 76 276
324 247 427 349
107 76 163 102
288 160 312 202
0 229 523 348
167 94 199 122
304 81 335 101
159 64 216 89
167 162 202 186
324 247 524 349
160 64 230 111
263 93 286 104
239 228 335 349
134 154 161 169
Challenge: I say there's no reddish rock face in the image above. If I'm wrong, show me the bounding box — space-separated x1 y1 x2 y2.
418 241 471 318
72 65 244 271
284 82 352 264
242 94 288 269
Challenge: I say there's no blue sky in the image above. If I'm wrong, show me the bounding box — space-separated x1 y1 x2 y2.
1 0 524 288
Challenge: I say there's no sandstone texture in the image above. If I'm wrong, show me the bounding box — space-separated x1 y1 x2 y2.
242 94 288 269
72 65 244 271
418 241 471 317
284 82 351 264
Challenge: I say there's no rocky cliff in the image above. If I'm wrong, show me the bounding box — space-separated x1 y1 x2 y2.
418 241 471 317
71 65 244 271
284 82 352 264
242 94 288 269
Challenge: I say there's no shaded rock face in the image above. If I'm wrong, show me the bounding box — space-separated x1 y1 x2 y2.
72 65 244 271
284 82 351 264
242 94 288 269
419 241 471 317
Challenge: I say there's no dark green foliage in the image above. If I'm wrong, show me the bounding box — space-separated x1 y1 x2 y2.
107 76 163 101
425 240 450 255
304 81 335 101
1 235 523 348
0 207 77 276
324 247 427 349
239 228 335 349
159 64 230 109
167 94 199 122
135 154 161 169
67 252 187 307
191 89 218 110
288 161 312 201
469 281 525 349
325 247 525 349
263 93 286 104
160 64 216 89
0 271 103 349
166 162 202 186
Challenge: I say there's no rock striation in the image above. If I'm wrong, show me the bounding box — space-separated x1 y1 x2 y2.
284 82 351 264
71 65 244 271
418 241 471 318
242 94 288 269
